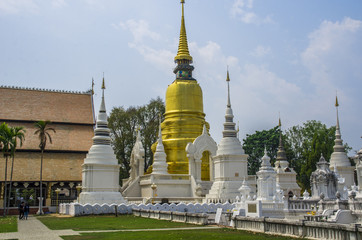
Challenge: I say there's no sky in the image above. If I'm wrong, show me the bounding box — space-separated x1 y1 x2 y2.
0 0 361 155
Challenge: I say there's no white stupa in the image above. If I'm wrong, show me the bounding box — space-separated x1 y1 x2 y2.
206 70 249 201
329 95 354 188
79 78 125 204
152 119 169 175
257 147 277 201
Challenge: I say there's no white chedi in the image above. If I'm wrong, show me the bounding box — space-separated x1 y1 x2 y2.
79 79 125 205
256 147 277 202
152 120 169 175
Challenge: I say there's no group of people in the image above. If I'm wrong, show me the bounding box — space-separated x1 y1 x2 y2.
18 202 30 220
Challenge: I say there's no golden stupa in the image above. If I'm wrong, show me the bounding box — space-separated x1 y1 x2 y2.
157 0 210 180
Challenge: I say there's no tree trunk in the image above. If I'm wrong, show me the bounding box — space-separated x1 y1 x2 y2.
39 149 44 215
6 155 14 215
3 155 8 217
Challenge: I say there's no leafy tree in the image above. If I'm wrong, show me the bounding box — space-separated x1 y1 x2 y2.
108 97 165 182
242 126 282 175
34 120 55 215
7 126 26 211
0 122 13 216
284 120 342 191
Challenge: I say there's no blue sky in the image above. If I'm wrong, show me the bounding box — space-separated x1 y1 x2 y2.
0 0 361 154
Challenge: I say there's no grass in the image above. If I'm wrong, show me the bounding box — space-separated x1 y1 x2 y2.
0 216 17 233
38 215 201 231
61 228 296 240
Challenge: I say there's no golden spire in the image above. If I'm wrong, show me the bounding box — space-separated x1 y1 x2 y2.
102 73 105 90
335 94 339 107
226 67 230 82
174 0 193 63
278 112 281 127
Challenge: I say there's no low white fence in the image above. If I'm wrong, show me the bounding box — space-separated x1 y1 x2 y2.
132 209 208 225
59 202 235 217
233 216 362 240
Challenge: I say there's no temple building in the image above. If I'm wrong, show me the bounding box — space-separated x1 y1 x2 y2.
122 0 217 201
0 86 94 211
161 0 210 178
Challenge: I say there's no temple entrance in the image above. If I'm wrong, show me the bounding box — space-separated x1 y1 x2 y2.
201 151 210 181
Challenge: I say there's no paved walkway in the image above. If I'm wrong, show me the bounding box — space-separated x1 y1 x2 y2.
0 216 219 240
0 216 80 240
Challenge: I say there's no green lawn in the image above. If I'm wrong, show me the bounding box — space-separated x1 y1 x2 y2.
38 215 201 231
62 228 295 240
0 216 17 233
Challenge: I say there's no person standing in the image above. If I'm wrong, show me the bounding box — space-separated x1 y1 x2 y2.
18 202 24 220
24 203 30 220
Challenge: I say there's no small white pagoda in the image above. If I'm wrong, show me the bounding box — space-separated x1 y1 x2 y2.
206 70 249 201
79 79 125 205
329 95 354 188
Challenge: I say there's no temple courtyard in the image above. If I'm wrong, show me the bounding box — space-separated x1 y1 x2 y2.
0 215 294 240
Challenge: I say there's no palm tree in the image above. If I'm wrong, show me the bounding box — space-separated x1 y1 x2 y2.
7 126 26 213
34 120 55 215
0 123 13 217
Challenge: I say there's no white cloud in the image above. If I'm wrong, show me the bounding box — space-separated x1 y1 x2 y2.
116 19 173 73
52 0 67 8
250 45 271 57
118 19 160 43
0 0 39 14
301 17 362 93
230 0 273 24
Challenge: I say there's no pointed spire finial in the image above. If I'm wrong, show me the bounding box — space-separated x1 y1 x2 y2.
174 0 192 63
226 66 230 82
335 91 339 107
202 124 207 135
92 77 95 95
102 73 105 90
158 113 162 139
226 68 231 108
278 112 281 127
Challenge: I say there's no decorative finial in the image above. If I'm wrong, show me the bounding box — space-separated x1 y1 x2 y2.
158 113 162 138
92 78 95 95
226 67 230 82
335 92 339 107
102 73 105 90
174 0 192 63
226 69 231 107
202 124 207 135
278 112 281 127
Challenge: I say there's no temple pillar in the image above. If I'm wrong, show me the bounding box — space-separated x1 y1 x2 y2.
0 183 3 208
46 183 53 207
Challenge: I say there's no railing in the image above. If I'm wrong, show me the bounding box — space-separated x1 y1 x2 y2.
51 199 76 206
233 216 362 240
140 174 190 182
288 199 319 211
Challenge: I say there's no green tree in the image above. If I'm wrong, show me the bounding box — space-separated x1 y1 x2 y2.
242 126 281 175
0 122 13 216
34 120 55 215
7 126 26 211
284 120 337 191
108 97 165 182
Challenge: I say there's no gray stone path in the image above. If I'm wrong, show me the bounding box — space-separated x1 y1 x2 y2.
0 216 79 240
0 216 219 240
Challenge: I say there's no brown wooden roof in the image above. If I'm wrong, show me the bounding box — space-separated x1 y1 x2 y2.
0 87 94 124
